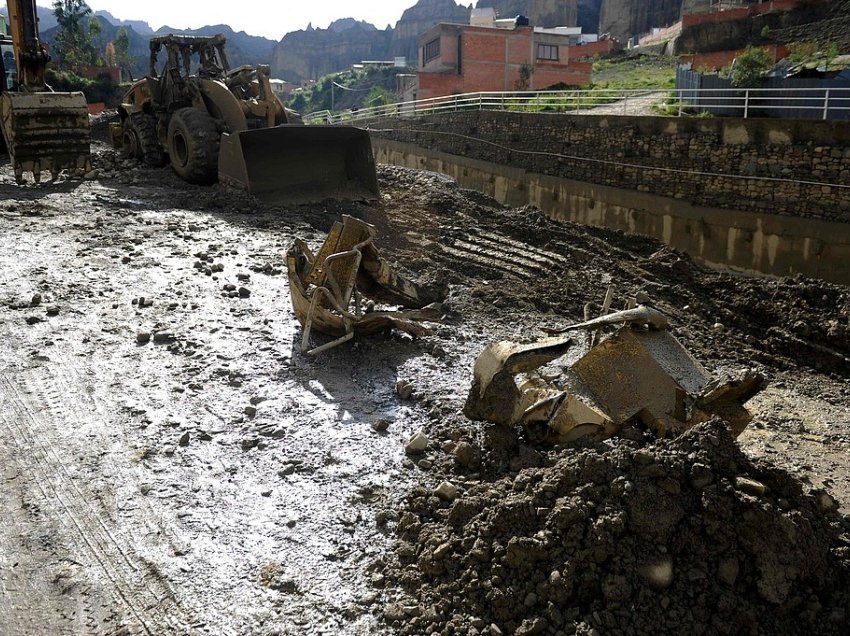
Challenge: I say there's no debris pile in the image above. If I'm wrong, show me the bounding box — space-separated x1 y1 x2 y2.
287 214 445 354
463 301 765 443
380 420 850 635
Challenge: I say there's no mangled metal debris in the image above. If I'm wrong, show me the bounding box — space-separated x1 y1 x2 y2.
464 293 765 441
287 215 443 355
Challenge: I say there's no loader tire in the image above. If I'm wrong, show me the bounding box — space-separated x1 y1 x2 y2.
167 107 220 185
122 112 166 167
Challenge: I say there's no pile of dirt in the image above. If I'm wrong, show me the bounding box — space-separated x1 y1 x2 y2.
378 420 850 636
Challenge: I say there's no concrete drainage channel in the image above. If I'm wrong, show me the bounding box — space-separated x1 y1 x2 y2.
0 148 848 635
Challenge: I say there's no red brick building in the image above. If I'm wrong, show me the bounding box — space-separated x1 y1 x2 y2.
417 23 593 100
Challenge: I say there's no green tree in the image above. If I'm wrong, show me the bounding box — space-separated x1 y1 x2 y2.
515 63 534 91
730 47 773 88
114 26 131 80
52 0 97 68
86 16 102 65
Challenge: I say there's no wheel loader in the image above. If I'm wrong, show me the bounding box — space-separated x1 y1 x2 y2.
0 0 92 182
113 34 378 204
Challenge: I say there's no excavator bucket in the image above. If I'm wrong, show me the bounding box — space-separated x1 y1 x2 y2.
0 91 91 182
218 125 379 205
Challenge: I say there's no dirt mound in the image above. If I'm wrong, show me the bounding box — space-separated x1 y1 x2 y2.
379 420 850 635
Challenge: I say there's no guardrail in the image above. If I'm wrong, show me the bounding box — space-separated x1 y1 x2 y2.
303 87 850 124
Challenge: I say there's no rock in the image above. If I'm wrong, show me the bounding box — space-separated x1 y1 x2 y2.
237 273 251 281
153 331 176 344
735 477 766 497
417 459 432 470
717 557 739 587
46 306 60 316
816 490 837 512
178 431 190 447
241 438 260 451
84 169 99 180
396 379 414 400
136 331 152 345
25 315 42 325
453 441 477 468
690 463 714 489
641 556 674 590
434 481 458 502
278 465 296 477
244 405 257 418
372 418 391 432
30 293 42 307
121 256 131 264
405 431 429 455
238 287 251 298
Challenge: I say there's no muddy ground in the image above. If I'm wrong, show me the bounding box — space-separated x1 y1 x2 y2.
0 144 848 635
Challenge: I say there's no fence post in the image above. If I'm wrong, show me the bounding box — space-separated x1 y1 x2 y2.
678 89 683 117
623 93 628 116
576 92 581 112
479 94 483 111
744 90 749 118
823 89 831 120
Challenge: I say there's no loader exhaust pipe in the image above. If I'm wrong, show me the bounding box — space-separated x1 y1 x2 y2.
218 125 380 205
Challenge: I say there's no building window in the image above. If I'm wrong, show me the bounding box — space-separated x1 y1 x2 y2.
537 44 559 61
424 38 441 64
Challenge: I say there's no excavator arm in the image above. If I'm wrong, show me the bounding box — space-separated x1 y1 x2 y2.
7 0 48 89
0 0 91 182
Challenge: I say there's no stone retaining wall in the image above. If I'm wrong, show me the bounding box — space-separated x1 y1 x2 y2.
369 111 850 222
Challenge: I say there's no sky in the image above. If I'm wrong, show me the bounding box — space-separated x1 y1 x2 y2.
79 0 432 41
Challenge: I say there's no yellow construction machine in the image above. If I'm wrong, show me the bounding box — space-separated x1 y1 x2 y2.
0 0 91 182
113 34 378 204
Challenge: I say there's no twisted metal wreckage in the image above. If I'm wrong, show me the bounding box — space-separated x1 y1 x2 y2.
287 217 764 440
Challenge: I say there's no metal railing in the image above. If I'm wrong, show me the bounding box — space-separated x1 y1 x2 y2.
303 86 850 124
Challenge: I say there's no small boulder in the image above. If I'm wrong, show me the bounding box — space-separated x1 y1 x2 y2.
434 481 458 502
405 431 429 455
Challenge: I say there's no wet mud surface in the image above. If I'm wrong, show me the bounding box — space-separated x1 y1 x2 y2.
0 146 848 635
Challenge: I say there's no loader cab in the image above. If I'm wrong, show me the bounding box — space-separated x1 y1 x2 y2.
148 34 232 110
0 35 17 92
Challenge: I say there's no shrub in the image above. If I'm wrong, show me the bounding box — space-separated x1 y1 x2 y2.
730 47 773 88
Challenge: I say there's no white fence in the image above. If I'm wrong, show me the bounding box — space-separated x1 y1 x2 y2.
304 87 850 124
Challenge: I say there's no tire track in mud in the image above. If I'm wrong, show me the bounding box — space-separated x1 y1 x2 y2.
437 227 573 280
0 370 193 635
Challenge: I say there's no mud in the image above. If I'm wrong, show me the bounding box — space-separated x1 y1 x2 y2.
0 145 848 635
380 419 850 635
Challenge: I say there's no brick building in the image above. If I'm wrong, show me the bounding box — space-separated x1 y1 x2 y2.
416 21 594 100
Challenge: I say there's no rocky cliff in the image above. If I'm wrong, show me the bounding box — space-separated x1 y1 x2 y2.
576 0 603 32
473 1 688 37
679 0 711 18
271 22 392 83
391 0 472 61
270 0 473 81
599 0 684 39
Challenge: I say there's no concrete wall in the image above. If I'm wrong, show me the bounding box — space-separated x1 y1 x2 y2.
371 111 850 222
371 115 850 284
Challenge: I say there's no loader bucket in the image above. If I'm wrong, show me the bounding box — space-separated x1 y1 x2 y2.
218 125 379 205
0 91 91 182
